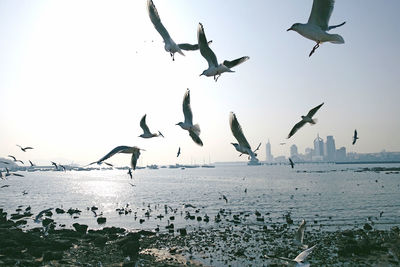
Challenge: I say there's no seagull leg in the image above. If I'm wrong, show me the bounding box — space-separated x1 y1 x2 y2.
170 52 175 61
309 41 320 57
215 74 221 82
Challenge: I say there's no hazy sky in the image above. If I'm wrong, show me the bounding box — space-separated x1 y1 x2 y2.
1 0 399 166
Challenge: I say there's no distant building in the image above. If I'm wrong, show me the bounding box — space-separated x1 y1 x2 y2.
336 147 347 161
274 156 287 163
266 139 273 162
313 134 324 161
290 144 298 158
305 147 313 161
325 136 336 162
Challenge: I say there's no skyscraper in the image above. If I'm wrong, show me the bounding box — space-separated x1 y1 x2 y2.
325 136 336 161
266 139 273 162
313 134 324 161
290 144 298 158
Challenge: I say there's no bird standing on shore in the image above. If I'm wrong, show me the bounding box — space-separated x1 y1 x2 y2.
287 0 345 57
198 23 249 81
287 103 324 139
139 114 164 139
176 89 203 146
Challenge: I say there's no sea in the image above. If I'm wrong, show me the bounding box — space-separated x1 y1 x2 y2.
1 163 399 233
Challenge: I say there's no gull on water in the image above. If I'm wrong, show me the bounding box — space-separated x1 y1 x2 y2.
287 0 345 57
90 146 144 171
229 112 259 162
287 103 324 139
352 129 359 145
147 0 209 61
176 89 203 146
139 114 164 138
16 145 34 152
198 23 249 81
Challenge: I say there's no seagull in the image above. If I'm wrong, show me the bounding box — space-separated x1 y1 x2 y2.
267 244 317 266
287 0 345 57
7 155 23 164
139 114 164 138
59 164 66 171
127 168 133 179
51 161 58 170
352 129 359 145
287 103 324 139
198 23 249 81
289 158 295 169
16 145 34 152
294 219 307 248
229 112 258 161
177 147 181 157
280 142 287 145
34 208 53 223
29 160 35 167
91 146 144 170
0 161 9 165
4 168 24 177
176 89 203 146
147 0 209 61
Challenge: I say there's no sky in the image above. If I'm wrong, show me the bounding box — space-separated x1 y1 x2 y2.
0 0 399 166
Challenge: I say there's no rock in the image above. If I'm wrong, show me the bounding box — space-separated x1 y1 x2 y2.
42 218 54 227
44 210 53 217
55 208 65 214
93 236 108 247
67 208 81 215
15 219 27 226
364 223 373 231
43 251 63 261
178 228 187 236
72 223 88 234
97 217 107 224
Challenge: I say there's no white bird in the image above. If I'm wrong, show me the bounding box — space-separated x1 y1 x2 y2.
267 245 317 267
198 23 249 81
139 114 164 138
287 0 345 57
147 0 209 61
352 129 359 145
229 112 258 161
16 145 34 152
294 219 307 248
91 146 143 170
287 103 324 139
176 89 203 146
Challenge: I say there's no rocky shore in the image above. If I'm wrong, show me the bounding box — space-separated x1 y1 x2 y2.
1 207 400 266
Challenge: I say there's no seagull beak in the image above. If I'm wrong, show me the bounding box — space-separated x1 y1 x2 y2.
199 74 203 77
287 27 292 31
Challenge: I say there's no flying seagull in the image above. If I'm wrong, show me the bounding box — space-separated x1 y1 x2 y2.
29 160 35 167
139 114 164 138
147 0 209 61
90 146 144 170
198 23 249 81
289 158 295 169
287 103 324 139
7 155 24 164
229 112 258 161
51 161 58 170
287 0 345 57
267 244 317 266
16 145 34 152
127 168 133 179
177 147 181 157
352 129 359 145
176 89 203 146
0 161 10 165
294 219 307 248
5 168 24 177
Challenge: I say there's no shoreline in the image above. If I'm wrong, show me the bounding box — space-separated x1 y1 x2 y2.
1 207 400 266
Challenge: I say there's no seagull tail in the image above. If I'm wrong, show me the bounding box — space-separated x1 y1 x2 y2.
328 33 345 44
310 118 318 125
177 47 185 56
192 124 201 135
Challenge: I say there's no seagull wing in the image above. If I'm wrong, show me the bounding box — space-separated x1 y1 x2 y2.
197 23 218 68
24 147 34 150
8 155 16 161
294 245 316 263
289 158 295 168
130 148 141 170
178 40 212 51
140 114 151 135
294 219 306 244
189 129 203 146
183 89 193 125
223 56 250 69
306 102 324 118
254 142 261 152
352 129 357 145
308 0 335 31
147 0 172 43
97 146 132 164
288 120 307 139
229 112 251 150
